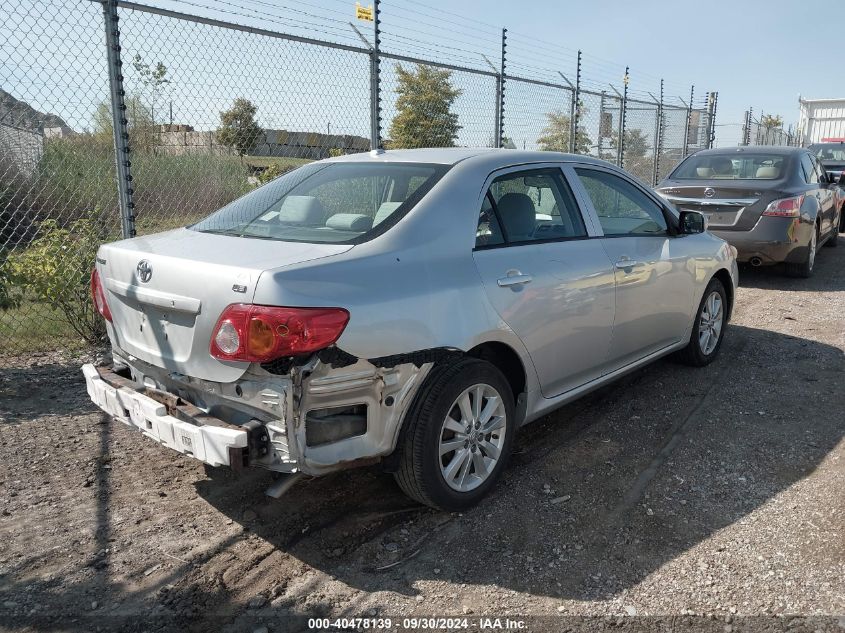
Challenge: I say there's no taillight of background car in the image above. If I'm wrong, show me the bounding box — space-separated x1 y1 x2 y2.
762 194 804 218
210 304 350 362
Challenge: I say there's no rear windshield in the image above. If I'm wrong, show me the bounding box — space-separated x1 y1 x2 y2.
190 162 449 244
809 144 845 161
671 153 788 180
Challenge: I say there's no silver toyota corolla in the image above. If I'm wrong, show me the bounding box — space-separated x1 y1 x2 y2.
83 148 738 510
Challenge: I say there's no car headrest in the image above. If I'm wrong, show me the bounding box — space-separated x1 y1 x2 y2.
373 201 403 226
696 167 714 177
277 195 325 225
325 213 373 232
756 166 779 178
497 192 536 240
711 158 734 175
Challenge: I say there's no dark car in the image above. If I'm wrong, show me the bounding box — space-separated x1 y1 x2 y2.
656 146 840 277
808 142 845 231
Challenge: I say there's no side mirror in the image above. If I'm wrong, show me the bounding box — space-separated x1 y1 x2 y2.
679 210 706 234
820 172 831 185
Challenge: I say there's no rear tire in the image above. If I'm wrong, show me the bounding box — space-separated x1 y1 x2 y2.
785 223 818 278
676 278 727 367
394 358 515 511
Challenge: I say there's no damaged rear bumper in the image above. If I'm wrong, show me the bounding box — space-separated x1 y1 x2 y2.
81 352 434 477
82 364 259 468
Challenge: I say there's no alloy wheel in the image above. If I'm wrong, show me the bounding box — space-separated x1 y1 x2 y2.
438 383 507 492
698 291 724 356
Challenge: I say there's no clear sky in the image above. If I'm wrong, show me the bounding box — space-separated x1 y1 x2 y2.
4 0 836 149
422 0 832 145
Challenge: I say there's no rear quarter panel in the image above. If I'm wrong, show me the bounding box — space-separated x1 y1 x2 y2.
250 160 542 391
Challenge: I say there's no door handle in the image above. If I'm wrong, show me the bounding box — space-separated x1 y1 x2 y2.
615 258 640 269
497 270 533 287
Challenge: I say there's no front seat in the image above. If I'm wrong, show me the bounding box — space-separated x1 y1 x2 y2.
497 192 537 242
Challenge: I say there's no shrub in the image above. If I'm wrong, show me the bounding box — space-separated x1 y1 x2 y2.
4 217 106 345
0 249 18 311
255 161 300 185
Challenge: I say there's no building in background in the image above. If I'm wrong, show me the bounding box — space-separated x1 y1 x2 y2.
797 97 845 146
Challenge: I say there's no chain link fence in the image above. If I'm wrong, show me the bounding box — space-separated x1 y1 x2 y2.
0 0 717 358
741 110 798 147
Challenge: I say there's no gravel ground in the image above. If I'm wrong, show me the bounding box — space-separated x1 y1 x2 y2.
1 245 844 633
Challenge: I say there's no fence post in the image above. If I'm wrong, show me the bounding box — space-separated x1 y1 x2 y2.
651 79 663 186
682 84 694 159
598 91 606 158
618 66 628 168
707 91 718 149
497 28 507 148
369 0 381 150
570 50 581 154
102 0 135 239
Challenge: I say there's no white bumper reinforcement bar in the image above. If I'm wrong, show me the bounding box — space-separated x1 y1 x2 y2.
82 363 250 468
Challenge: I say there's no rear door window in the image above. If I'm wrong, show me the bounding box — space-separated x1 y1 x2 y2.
475 169 587 247
800 154 818 184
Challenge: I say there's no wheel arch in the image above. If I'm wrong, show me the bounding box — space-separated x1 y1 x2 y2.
711 268 734 321
466 340 527 402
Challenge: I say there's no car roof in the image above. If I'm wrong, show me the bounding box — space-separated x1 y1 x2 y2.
323 147 611 169
691 146 803 157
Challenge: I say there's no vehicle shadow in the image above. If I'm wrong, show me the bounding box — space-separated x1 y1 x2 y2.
190 322 844 610
2 322 842 631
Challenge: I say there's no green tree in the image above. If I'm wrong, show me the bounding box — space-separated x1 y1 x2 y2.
537 110 591 154
388 64 462 148
217 98 263 157
131 54 170 124
604 127 650 157
92 95 155 130
761 114 784 130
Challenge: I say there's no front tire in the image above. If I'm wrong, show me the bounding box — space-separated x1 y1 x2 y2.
676 278 727 367
394 358 515 511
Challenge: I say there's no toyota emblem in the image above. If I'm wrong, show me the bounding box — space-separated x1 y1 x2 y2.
704 187 716 199
136 259 153 283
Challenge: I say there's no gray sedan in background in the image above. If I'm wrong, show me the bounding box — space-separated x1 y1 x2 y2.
83 149 738 510
656 146 840 277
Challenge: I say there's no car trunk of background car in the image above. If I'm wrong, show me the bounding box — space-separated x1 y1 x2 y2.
658 181 784 231
97 229 353 383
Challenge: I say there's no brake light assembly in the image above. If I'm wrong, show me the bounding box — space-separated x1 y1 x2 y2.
762 194 804 218
210 304 350 363
90 268 113 322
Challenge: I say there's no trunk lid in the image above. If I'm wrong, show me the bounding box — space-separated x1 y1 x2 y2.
657 180 785 231
98 228 352 382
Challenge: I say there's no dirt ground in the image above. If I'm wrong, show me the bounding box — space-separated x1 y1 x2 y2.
1 245 844 633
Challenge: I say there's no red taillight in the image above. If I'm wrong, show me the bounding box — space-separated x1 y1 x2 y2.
762 194 804 217
210 304 350 362
90 268 112 322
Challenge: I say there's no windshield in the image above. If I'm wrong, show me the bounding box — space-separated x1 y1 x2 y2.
809 144 845 161
190 161 449 243
671 153 788 180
